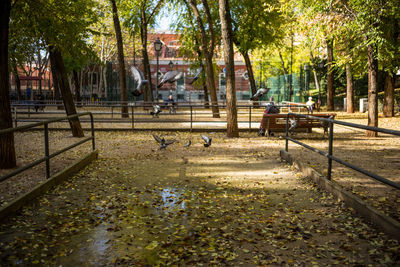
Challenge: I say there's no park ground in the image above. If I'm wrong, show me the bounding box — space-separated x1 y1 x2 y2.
0 112 399 265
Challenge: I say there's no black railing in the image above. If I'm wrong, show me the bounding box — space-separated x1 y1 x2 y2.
0 112 95 182
284 113 400 190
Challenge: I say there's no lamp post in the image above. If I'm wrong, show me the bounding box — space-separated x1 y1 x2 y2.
154 37 163 102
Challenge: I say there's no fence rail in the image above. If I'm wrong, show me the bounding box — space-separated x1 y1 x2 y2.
0 112 95 182
284 112 400 190
11 102 308 131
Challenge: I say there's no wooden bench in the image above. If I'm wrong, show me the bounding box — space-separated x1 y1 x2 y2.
260 113 336 137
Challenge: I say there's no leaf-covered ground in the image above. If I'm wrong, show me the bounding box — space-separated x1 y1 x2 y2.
0 131 399 266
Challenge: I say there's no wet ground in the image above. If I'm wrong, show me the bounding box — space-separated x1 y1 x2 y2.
0 132 399 266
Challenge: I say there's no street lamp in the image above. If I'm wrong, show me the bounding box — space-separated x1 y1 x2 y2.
154 37 163 102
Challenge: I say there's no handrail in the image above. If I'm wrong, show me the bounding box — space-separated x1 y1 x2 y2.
284 112 400 190
0 112 95 182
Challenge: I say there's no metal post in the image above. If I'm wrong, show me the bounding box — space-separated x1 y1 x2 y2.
90 113 95 151
111 106 113 118
327 119 334 180
44 123 50 179
249 106 252 132
285 113 289 152
28 105 30 118
190 105 193 132
156 52 159 102
131 106 134 129
14 107 17 127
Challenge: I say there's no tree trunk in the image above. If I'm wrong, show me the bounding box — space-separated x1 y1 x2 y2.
189 0 219 118
326 39 334 111
383 71 394 117
0 0 16 169
278 52 289 100
73 70 81 104
367 44 378 137
219 0 238 137
140 21 153 104
12 63 22 100
243 50 256 97
110 0 128 117
309 51 321 95
49 46 84 137
346 63 354 113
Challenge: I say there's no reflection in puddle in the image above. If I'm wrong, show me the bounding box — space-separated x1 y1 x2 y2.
160 188 186 212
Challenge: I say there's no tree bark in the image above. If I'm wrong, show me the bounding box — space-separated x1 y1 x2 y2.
346 63 354 113
0 0 16 169
242 50 256 97
73 70 81 104
140 21 153 104
219 0 238 137
110 0 128 117
49 46 84 137
326 39 334 111
367 44 378 137
189 0 219 118
383 71 394 117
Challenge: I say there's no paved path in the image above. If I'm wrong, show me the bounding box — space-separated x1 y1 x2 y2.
0 132 398 266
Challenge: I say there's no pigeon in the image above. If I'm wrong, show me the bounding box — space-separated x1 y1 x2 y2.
153 134 175 150
189 67 202 85
288 117 298 135
184 140 191 147
320 115 334 137
157 70 184 88
201 134 212 147
131 66 149 96
251 88 270 100
150 105 161 117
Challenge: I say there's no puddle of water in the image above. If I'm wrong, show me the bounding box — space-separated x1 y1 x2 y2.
159 187 186 212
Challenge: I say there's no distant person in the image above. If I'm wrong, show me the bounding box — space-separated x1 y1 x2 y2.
306 96 315 114
167 94 176 114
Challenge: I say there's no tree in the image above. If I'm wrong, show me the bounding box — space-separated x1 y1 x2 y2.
0 0 16 169
219 0 238 137
326 38 334 111
188 0 220 118
110 0 128 117
121 0 164 103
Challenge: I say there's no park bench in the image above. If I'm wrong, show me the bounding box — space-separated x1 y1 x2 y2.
260 113 336 137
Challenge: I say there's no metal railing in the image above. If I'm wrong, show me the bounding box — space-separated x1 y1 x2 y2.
11 102 309 131
284 113 400 190
0 112 95 182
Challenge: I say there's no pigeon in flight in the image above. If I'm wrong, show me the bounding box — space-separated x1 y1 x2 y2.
189 67 202 85
184 140 191 147
131 66 149 96
157 70 184 88
153 134 175 150
251 88 270 101
150 105 161 117
201 134 212 147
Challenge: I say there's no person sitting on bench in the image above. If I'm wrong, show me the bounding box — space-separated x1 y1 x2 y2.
306 96 315 114
258 102 280 136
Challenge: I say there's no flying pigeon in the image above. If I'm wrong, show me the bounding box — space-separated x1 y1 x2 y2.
201 134 212 147
288 117 298 135
153 134 175 150
189 67 202 85
184 140 191 147
131 66 149 96
157 70 184 88
251 88 270 101
150 105 161 117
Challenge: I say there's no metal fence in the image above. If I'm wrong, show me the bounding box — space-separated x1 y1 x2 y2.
0 112 95 182
284 113 400 190
11 101 309 131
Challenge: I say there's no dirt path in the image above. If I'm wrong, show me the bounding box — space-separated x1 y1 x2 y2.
0 132 399 266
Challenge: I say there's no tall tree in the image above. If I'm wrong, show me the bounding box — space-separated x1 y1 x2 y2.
326 38 334 111
110 0 128 117
121 0 164 103
0 0 16 169
219 0 238 137
188 0 220 118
